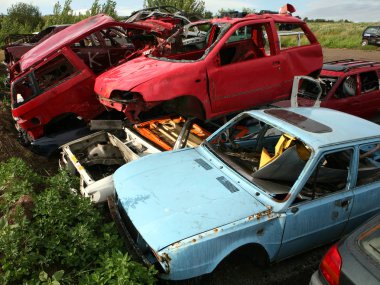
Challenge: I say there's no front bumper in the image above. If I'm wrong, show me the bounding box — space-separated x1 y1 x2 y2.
108 195 158 268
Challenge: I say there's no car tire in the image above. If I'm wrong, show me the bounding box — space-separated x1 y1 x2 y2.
362 39 368 46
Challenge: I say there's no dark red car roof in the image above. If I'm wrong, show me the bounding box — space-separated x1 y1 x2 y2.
18 14 150 72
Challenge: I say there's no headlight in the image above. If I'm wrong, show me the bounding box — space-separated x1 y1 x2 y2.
109 90 142 103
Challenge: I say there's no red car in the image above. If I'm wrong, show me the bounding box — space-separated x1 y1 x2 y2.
10 14 162 143
95 12 323 122
276 60 380 119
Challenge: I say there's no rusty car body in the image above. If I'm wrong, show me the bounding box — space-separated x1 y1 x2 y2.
9 14 162 143
96 12 322 122
109 107 380 282
276 60 380 120
60 116 213 203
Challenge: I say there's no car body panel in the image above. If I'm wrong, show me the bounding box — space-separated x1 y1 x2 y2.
114 148 268 251
17 15 150 72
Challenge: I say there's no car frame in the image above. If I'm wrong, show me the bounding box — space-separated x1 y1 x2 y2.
109 107 380 282
60 116 214 203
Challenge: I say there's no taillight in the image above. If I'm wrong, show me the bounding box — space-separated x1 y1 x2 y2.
320 243 342 285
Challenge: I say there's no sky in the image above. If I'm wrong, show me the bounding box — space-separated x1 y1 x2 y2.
0 0 379 22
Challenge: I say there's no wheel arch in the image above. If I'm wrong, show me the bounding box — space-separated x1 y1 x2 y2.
161 95 206 120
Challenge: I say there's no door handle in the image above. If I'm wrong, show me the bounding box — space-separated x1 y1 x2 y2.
335 199 351 208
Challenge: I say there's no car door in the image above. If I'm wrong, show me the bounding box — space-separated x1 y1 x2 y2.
345 141 380 233
357 70 380 118
277 148 354 260
207 20 285 114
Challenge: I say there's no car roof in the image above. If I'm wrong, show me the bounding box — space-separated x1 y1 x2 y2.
18 14 149 72
207 13 305 25
247 107 380 149
321 59 380 76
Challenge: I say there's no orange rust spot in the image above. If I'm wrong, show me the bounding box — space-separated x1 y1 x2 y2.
171 242 181 248
192 239 197 243
213 228 219 233
248 215 254 220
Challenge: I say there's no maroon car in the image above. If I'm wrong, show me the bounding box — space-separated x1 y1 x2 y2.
276 60 380 119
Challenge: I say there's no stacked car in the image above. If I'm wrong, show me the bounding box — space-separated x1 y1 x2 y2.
3 5 380 284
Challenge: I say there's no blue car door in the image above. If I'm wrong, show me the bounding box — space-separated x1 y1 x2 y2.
276 148 355 260
345 142 380 233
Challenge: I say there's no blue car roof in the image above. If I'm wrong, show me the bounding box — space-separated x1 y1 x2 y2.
245 107 380 149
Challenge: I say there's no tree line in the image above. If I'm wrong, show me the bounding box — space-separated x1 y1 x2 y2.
0 0 354 46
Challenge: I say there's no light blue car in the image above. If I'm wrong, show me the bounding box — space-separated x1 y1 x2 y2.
109 107 380 283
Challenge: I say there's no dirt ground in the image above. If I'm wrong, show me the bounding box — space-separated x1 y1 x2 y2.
323 47 380 62
0 48 379 284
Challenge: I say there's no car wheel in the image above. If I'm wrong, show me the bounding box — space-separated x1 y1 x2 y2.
362 39 368 46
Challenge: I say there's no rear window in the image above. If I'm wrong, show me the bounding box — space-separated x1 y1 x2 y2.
364 27 380 35
275 23 312 49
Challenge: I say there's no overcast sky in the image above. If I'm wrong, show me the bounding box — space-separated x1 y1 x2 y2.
0 0 379 22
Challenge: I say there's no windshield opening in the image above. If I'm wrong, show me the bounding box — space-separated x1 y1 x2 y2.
206 114 311 201
150 22 228 61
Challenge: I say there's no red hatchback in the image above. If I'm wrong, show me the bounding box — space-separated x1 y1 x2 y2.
96 12 323 122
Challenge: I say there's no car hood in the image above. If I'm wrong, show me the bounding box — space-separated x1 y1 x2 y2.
95 56 186 98
113 148 267 251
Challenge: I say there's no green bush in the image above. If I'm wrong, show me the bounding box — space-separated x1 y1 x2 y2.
0 158 157 284
79 250 157 285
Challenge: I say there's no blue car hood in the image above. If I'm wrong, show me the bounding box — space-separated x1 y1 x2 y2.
113 148 267 251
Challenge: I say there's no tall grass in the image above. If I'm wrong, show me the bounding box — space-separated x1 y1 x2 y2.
308 22 380 49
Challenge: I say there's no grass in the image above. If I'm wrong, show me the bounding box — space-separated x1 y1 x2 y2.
308 22 380 50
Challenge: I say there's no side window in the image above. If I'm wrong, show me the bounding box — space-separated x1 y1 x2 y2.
334 76 357 99
276 23 312 49
360 71 379 93
297 149 352 201
357 143 380 187
34 55 76 92
219 23 271 66
12 76 37 106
